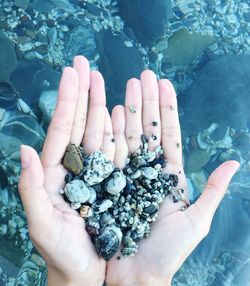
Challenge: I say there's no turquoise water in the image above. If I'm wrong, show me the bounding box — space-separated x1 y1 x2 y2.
0 0 250 285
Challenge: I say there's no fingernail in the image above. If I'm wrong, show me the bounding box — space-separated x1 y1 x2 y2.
20 145 30 169
235 161 241 172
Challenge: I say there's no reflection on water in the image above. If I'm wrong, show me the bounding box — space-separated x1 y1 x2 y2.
0 0 249 285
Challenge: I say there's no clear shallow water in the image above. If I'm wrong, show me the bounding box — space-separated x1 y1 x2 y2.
0 0 249 285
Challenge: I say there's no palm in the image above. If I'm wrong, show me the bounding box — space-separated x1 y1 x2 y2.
38 163 105 282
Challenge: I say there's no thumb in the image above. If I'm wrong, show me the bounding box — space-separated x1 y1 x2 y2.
186 160 240 233
18 145 53 228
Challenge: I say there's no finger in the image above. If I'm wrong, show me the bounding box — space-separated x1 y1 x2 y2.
82 71 106 153
141 70 161 151
159 79 182 166
70 56 90 146
101 108 115 161
185 160 240 235
18 145 54 230
112 105 128 169
125 78 143 153
41 68 79 167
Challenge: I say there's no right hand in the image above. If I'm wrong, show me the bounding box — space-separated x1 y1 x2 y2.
18 56 114 286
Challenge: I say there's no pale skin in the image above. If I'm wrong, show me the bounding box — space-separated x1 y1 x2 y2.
18 56 239 286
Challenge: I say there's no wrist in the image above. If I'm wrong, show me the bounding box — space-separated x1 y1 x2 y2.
107 277 172 286
47 267 103 286
47 267 81 286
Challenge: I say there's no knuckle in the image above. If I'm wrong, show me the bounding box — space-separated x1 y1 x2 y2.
162 125 180 137
50 117 72 136
73 114 87 130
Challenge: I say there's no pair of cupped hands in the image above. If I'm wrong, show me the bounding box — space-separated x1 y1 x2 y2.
18 56 239 286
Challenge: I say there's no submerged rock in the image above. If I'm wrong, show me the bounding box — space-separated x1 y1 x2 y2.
14 0 30 10
39 90 58 124
0 31 17 81
10 59 60 108
64 25 97 66
0 82 19 109
180 55 250 137
96 30 143 109
0 110 45 150
162 28 214 66
117 0 172 46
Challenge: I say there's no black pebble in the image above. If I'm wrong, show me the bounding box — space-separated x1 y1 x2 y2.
169 174 178 187
123 181 135 196
86 225 99 236
141 134 148 144
151 156 166 168
64 172 74 183
172 196 179 203
143 204 158 215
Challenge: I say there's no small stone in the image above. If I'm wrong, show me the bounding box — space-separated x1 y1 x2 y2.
172 196 179 203
93 200 113 213
63 144 83 175
141 167 158 180
0 31 17 81
151 156 166 168
111 138 115 143
94 226 122 261
80 205 92 218
88 187 97 204
14 0 30 10
152 134 157 141
154 145 163 155
83 151 114 185
152 121 158 126
105 171 126 195
170 174 179 187
129 106 136 113
143 203 158 215
129 169 141 179
63 180 90 207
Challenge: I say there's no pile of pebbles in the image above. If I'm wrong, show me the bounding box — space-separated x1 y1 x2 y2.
60 135 187 261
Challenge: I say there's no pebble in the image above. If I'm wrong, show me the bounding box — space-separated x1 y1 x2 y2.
14 0 30 10
129 106 136 113
141 167 158 180
83 151 114 185
105 171 126 195
62 180 90 209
